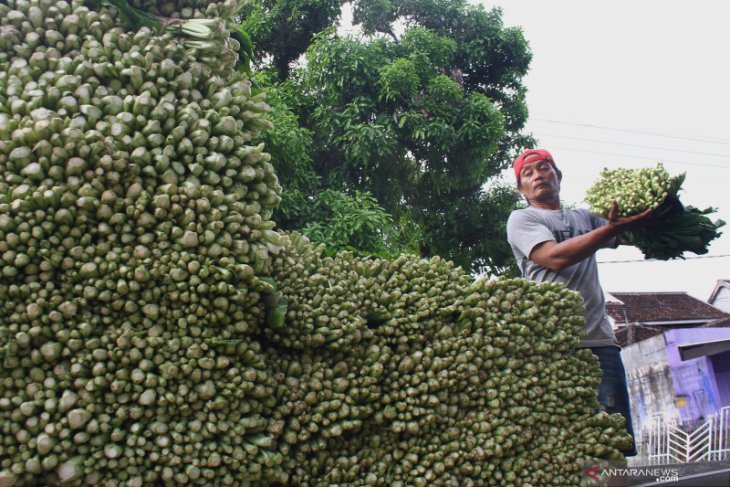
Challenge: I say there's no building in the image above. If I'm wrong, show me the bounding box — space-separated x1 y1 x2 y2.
607 292 729 344
708 279 730 313
604 292 730 434
621 328 730 432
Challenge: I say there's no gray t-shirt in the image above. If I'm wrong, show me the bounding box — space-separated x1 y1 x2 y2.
506 206 619 348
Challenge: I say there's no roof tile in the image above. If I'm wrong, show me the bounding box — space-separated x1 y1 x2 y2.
615 324 665 347
607 292 728 324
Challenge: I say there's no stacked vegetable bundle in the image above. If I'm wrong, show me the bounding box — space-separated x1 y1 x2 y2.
1 0 629 485
1 0 286 484
585 163 724 259
267 235 631 486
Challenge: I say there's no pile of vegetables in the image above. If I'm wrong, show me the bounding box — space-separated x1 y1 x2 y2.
585 163 724 260
1 0 631 485
266 236 629 486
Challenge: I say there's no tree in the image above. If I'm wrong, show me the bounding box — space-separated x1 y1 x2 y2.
243 0 533 274
237 0 345 80
252 70 410 258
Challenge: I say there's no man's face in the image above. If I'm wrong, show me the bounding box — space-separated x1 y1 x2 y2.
518 159 561 202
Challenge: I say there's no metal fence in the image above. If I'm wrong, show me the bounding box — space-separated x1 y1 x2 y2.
638 407 730 465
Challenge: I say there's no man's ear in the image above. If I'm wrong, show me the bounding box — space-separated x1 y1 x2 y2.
556 169 562 182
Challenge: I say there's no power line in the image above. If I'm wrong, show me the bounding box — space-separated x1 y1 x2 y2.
532 118 730 146
535 133 730 160
598 254 730 264
545 145 730 169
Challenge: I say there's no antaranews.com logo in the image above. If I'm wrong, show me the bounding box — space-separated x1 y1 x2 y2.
583 463 680 483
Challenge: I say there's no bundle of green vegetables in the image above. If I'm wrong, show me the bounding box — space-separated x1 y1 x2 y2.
1 0 631 485
585 163 724 260
267 236 630 486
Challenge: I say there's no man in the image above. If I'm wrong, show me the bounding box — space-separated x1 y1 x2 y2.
506 148 654 457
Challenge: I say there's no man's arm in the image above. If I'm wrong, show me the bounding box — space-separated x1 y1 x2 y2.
530 204 653 271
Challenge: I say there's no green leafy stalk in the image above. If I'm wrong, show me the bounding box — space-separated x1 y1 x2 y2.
93 0 160 31
623 202 725 260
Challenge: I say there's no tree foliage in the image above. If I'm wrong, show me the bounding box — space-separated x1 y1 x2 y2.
237 0 344 79
242 0 533 274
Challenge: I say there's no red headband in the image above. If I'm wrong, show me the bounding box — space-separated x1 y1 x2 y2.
513 148 558 180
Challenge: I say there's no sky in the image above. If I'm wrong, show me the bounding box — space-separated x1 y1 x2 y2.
481 0 730 301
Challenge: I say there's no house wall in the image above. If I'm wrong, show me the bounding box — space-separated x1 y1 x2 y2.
711 286 730 313
622 328 730 432
664 328 730 423
621 334 678 434
710 350 730 405
665 355 716 423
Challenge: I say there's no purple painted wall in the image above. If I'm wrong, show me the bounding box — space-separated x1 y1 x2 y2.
711 351 730 405
664 328 730 423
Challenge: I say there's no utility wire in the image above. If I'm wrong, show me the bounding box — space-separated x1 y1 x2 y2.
546 146 730 169
535 133 730 160
598 254 730 264
532 118 730 146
